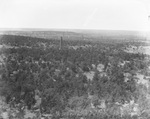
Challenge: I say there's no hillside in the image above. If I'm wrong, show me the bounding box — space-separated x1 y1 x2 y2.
0 33 150 119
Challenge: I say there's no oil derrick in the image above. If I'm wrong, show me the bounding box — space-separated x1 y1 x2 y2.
60 36 63 50
82 35 85 40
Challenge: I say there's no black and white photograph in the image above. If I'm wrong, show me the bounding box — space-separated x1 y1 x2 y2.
0 0 150 118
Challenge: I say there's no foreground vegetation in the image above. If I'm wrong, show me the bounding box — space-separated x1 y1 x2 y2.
0 34 150 119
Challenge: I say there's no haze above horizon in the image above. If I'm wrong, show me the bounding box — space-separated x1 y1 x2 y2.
0 0 150 32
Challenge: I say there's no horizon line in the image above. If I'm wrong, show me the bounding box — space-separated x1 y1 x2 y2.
0 28 149 32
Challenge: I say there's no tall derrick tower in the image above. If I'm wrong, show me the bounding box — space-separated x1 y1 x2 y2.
60 36 63 50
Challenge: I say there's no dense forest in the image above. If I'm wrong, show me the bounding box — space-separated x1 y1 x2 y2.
0 34 150 119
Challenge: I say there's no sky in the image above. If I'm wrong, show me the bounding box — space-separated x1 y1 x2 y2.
0 0 150 31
